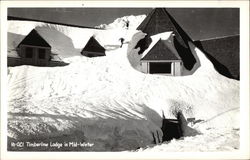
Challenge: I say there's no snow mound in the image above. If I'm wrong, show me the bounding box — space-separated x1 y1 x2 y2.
7 19 239 151
96 15 146 30
137 127 239 152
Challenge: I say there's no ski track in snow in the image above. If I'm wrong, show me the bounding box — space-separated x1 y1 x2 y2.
7 19 239 151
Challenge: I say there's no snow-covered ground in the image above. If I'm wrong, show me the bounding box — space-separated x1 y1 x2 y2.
96 15 146 30
7 16 239 151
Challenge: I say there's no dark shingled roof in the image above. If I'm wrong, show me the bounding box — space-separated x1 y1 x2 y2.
141 39 181 61
136 8 196 69
17 29 51 48
81 36 105 53
194 35 239 80
137 8 192 48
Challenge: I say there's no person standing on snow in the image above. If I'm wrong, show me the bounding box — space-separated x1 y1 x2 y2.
119 19 129 48
119 38 125 48
125 20 129 30
123 19 129 30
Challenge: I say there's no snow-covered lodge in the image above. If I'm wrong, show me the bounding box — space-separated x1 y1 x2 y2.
7 9 239 80
8 28 71 67
136 8 239 79
81 36 106 57
136 8 196 76
16 29 52 66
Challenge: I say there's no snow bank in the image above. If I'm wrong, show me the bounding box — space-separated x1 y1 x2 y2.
137 127 239 152
96 15 146 30
7 17 239 151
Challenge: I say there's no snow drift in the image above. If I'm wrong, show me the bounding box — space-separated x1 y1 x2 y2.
96 15 146 30
7 16 239 151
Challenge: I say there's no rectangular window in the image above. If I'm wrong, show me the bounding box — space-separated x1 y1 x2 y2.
149 62 172 74
25 47 33 58
38 48 46 59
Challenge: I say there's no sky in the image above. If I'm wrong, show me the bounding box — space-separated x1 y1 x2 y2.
8 8 239 40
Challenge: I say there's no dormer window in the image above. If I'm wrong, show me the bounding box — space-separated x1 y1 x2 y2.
25 47 33 58
38 48 46 59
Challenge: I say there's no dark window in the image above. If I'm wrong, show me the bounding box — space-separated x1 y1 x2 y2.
38 48 46 59
149 62 172 74
87 54 94 58
25 47 33 58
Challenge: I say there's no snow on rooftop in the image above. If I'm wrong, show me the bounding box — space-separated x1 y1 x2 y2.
8 20 137 60
7 51 20 58
141 31 173 59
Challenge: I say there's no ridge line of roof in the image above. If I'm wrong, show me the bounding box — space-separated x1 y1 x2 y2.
137 8 155 31
163 9 193 43
197 34 239 42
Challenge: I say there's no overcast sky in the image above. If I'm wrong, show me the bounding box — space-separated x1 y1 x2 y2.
8 8 239 40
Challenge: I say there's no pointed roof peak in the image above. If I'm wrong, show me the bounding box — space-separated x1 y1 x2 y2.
137 8 192 42
17 29 51 48
81 35 105 53
87 36 102 46
141 38 181 61
89 35 96 40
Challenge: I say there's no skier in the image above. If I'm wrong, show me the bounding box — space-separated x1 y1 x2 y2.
125 20 129 30
119 38 125 48
123 19 129 30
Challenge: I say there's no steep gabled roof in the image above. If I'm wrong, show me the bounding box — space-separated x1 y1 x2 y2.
17 29 51 48
137 8 196 70
194 34 239 80
81 36 105 53
141 38 181 61
137 8 192 48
